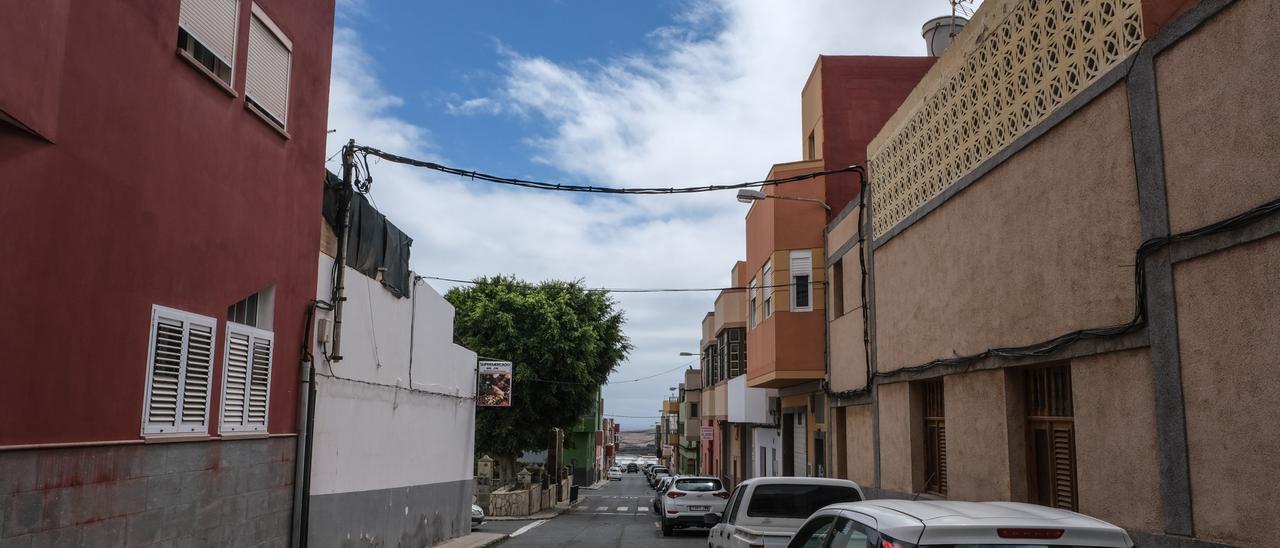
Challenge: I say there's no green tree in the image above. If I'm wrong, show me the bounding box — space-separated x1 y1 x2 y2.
446 276 631 478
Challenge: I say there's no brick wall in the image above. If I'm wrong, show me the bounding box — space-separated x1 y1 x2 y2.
0 438 294 547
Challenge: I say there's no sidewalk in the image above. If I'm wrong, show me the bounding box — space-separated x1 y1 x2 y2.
433 499 578 547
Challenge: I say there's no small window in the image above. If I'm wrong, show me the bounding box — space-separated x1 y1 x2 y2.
177 0 239 86
831 259 845 318
762 260 774 318
807 131 817 161
244 4 293 129
1027 365 1077 510
748 278 758 328
143 305 218 435
828 518 873 548
220 322 274 433
791 515 837 548
790 250 813 312
922 379 947 495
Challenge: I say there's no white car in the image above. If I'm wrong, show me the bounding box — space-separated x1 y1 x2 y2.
706 477 865 548
470 504 485 527
607 466 623 481
658 476 729 536
784 500 1134 548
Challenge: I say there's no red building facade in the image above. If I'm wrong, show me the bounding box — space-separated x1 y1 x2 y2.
0 0 334 544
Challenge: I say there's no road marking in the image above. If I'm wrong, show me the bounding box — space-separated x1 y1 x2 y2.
510 520 547 538
617 506 629 512
595 506 608 511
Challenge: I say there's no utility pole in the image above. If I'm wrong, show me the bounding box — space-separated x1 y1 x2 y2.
330 139 355 361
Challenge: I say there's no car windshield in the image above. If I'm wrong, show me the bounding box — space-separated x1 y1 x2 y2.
745 484 862 519
674 478 722 492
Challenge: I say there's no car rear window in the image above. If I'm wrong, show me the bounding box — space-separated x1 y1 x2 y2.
674 478 722 492
653 468 669 474
745 484 862 519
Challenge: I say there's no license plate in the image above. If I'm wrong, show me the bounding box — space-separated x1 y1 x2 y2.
689 505 710 511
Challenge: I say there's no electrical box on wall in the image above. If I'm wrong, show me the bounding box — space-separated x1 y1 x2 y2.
316 317 331 343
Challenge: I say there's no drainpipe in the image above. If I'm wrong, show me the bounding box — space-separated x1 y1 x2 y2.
291 300 325 548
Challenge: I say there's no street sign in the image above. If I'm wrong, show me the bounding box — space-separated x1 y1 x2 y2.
700 426 714 441
477 361 513 407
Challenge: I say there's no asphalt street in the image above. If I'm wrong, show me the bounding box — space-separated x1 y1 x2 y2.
497 473 709 547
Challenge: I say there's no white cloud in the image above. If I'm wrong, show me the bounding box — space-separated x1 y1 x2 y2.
328 1 975 429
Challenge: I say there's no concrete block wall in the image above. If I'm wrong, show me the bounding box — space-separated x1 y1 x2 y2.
0 438 294 547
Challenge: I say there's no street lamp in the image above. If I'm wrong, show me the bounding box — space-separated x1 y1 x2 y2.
678 352 697 357
736 188 830 210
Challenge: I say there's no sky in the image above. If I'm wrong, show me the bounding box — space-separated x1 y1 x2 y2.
325 0 976 430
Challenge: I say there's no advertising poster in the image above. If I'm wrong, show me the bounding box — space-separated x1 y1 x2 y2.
477 361 513 407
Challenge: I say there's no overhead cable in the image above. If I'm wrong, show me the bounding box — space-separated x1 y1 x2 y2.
352 144 861 195
423 275 802 294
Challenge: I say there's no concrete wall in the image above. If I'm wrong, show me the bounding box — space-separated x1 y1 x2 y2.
0 438 293 546
714 261 748 332
873 85 1140 373
943 370 1014 501
309 255 477 547
1157 0 1280 233
753 426 781 477
842 404 876 488
875 382 915 493
1071 349 1162 532
1174 236 1280 547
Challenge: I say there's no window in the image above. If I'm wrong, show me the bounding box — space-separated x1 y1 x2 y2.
220 323 273 432
763 260 774 318
791 250 813 312
745 484 861 518
748 278 758 328
831 259 845 318
828 517 873 548
792 516 836 548
725 327 744 378
143 305 217 435
1026 365 1077 510
177 0 239 85
807 130 817 161
244 4 292 129
922 379 947 495
675 478 722 492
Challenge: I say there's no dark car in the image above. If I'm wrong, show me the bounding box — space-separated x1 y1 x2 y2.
626 463 639 473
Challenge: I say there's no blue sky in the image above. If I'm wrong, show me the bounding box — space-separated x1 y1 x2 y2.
327 0 977 429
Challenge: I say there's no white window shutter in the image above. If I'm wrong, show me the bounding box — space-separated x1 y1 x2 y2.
763 260 773 298
222 323 272 432
143 306 217 435
245 9 292 127
178 0 240 67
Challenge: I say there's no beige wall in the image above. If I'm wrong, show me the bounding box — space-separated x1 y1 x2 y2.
874 85 1140 373
801 57 824 160
876 382 918 493
843 404 876 487
1175 235 1280 547
701 312 715 348
1070 348 1162 532
713 383 728 418
1158 0 1280 233
944 369 1014 500
828 238 866 391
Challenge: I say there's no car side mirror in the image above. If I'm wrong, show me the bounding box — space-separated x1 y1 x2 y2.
703 513 722 526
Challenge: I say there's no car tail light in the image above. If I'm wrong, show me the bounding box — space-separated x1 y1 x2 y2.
665 491 686 499
997 528 1064 540
713 491 729 499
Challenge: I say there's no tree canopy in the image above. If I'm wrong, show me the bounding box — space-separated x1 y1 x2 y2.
446 276 631 463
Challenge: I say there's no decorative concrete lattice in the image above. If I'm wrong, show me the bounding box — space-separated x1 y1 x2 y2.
869 0 1144 238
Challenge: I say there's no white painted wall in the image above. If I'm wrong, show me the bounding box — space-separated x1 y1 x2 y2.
726 376 774 423
753 427 781 477
310 254 477 495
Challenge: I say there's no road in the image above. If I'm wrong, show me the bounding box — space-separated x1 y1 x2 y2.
496 473 709 547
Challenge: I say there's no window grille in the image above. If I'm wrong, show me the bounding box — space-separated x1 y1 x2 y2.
922 379 947 495
1026 365 1077 510
143 305 217 435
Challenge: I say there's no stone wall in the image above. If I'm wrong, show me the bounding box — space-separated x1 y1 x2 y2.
0 438 294 546
487 488 529 517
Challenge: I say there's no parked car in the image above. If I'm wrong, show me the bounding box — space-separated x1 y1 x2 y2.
652 476 676 513
658 476 730 537
470 504 485 527
607 466 623 481
649 466 671 488
705 477 864 548
784 500 1134 548
626 463 639 473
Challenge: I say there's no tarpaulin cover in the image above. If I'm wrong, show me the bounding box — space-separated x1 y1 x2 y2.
323 171 414 297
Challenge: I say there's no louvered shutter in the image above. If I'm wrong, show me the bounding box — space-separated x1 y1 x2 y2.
221 323 273 432
143 306 216 434
1051 423 1077 510
178 0 240 67
245 10 292 127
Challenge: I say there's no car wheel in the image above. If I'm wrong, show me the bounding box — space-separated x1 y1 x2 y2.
660 518 673 537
